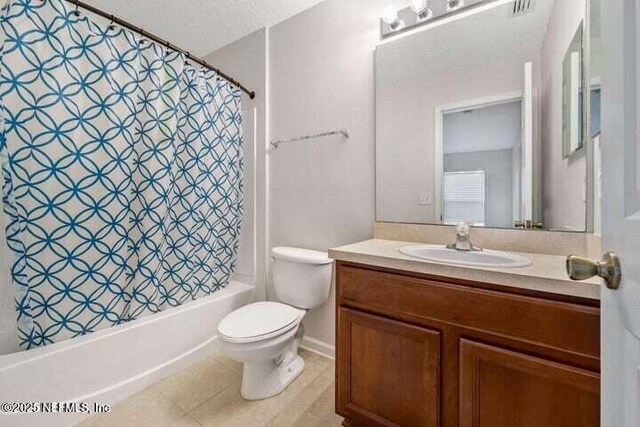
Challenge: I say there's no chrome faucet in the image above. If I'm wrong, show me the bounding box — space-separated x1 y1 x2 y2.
446 222 482 252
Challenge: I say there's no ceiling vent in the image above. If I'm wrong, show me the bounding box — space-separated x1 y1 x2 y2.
508 0 536 18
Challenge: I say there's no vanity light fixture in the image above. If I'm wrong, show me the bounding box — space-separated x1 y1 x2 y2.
410 0 433 21
382 5 403 31
447 0 464 11
381 0 486 39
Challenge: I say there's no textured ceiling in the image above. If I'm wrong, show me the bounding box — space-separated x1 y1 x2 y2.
84 0 326 56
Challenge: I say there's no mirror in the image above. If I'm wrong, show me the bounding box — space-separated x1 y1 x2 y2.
375 0 592 232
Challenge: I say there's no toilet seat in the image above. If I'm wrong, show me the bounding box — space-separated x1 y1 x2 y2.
218 301 305 344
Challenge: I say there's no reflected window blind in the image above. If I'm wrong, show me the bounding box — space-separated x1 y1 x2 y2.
443 171 486 226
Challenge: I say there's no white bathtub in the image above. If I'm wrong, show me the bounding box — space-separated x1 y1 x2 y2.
0 281 254 427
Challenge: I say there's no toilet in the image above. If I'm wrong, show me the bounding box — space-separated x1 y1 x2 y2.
217 247 333 400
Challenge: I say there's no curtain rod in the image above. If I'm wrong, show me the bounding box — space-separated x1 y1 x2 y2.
63 0 256 100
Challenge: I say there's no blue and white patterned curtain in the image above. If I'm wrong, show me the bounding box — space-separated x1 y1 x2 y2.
0 0 243 350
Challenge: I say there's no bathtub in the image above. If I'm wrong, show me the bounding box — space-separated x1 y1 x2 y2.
0 280 254 427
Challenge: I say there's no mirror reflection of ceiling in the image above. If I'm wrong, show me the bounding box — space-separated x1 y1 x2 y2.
377 0 554 82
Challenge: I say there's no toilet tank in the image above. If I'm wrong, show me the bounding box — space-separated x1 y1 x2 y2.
271 247 333 309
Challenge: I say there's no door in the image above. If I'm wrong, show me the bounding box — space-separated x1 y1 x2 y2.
601 0 640 425
336 308 440 427
459 339 600 427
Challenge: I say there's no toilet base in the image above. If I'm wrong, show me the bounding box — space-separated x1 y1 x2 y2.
240 351 305 400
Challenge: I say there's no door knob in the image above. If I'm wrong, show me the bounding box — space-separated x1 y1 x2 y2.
566 252 621 290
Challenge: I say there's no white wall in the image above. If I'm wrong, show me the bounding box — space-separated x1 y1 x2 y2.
540 0 587 231
204 0 405 353
267 0 408 351
204 28 269 300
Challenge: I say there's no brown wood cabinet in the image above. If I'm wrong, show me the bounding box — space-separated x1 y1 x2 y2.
335 261 600 427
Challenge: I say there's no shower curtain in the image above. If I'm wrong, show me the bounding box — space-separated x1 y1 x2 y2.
0 0 243 350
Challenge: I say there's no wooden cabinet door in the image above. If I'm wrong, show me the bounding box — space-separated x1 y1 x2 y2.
337 307 440 427
459 339 600 427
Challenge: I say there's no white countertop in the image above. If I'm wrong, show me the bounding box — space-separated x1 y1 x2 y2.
329 239 601 301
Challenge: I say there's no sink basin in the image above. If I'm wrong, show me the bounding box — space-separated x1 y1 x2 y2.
399 244 532 268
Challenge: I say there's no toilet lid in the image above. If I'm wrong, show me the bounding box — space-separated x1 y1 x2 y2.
217 302 304 342
271 246 332 265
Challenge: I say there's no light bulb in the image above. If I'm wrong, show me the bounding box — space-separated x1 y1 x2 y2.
447 0 464 11
410 0 428 14
410 0 432 21
382 6 400 26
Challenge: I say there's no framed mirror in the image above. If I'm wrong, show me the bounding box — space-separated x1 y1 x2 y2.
375 0 594 232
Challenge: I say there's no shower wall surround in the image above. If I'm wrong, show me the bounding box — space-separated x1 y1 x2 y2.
0 0 244 351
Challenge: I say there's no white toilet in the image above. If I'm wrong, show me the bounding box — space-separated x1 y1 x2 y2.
217 247 333 400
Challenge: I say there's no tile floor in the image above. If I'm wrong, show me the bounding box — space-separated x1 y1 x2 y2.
79 349 343 427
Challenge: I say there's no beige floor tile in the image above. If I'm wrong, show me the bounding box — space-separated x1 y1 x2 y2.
187 381 253 427
306 372 343 426
308 375 336 418
264 364 335 427
319 407 345 427
253 354 332 415
81 351 341 427
288 412 326 427
190 353 330 427
209 352 244 376
154 357 240 412
299 349 332 370
79 388 196 427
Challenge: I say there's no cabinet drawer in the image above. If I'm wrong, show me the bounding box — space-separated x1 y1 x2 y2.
337 263 600 360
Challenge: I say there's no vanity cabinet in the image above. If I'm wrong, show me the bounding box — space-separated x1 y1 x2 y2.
335 261 600 427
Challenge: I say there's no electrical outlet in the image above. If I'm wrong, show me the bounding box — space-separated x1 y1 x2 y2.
419 193 432 205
